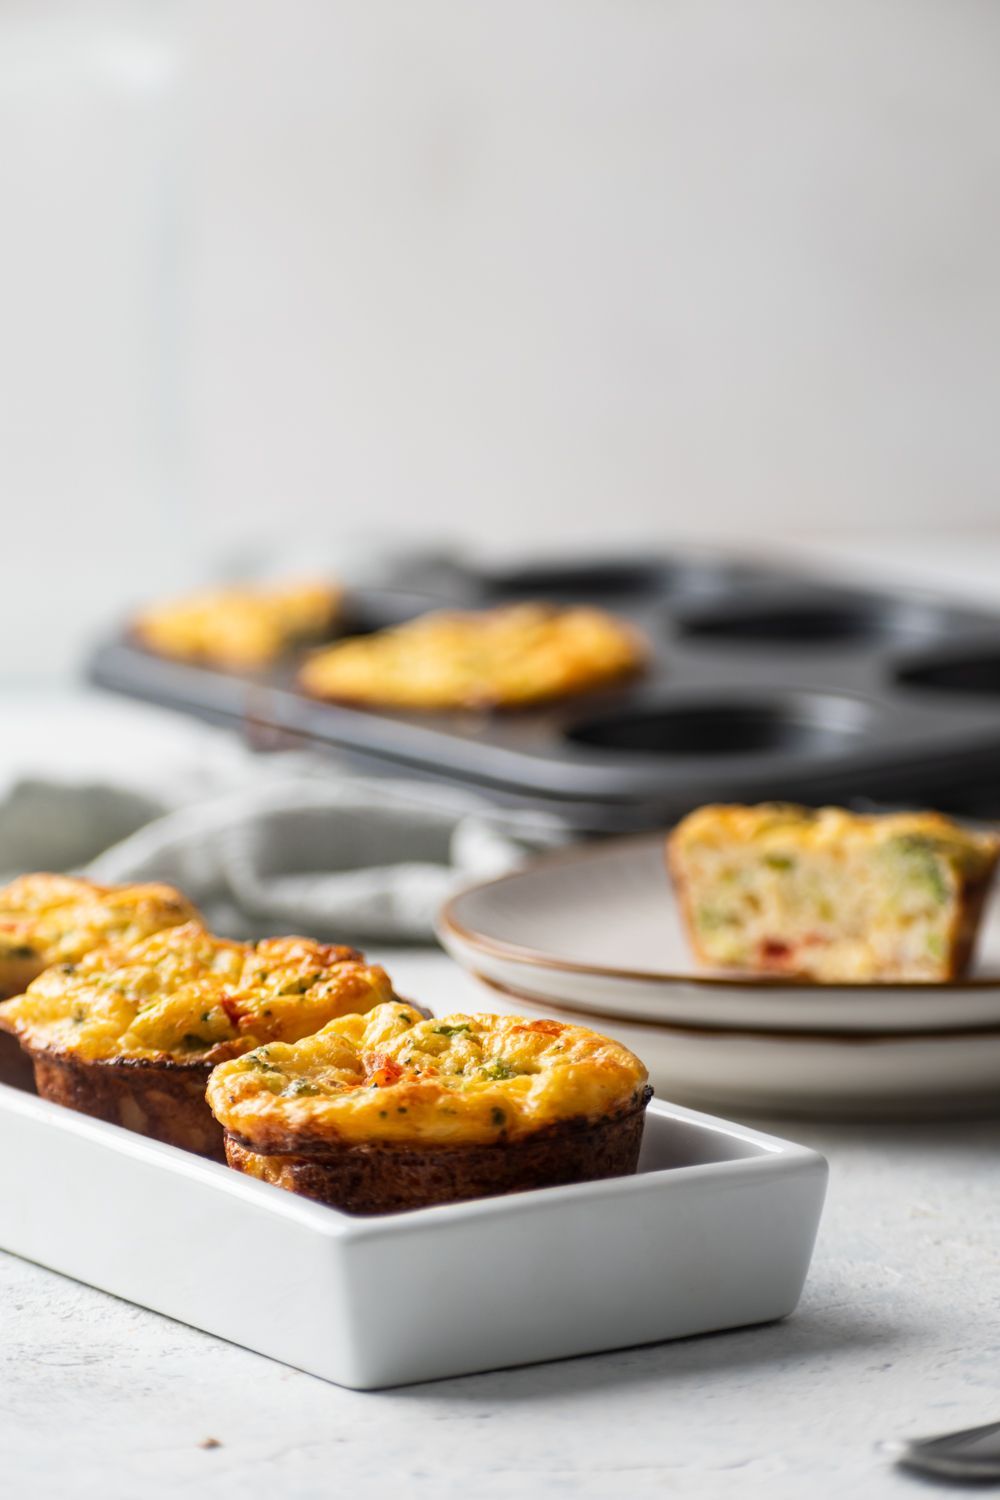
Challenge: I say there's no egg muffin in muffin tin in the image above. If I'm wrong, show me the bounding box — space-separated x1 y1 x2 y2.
668 802 1000 983
298 602 646 711
134 578 342 669
0 874 200 1089
0 922 398 1158
207 1002 652 1213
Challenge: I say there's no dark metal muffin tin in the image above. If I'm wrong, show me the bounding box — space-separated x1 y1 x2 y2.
88 552 1000 831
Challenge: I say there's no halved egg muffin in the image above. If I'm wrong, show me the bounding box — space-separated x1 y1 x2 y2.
667 802 1000 982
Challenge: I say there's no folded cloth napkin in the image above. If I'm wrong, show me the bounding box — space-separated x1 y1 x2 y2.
88 772 566 942
0 693 567 943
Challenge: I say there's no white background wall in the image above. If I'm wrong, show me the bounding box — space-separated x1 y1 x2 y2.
2 0 1000 676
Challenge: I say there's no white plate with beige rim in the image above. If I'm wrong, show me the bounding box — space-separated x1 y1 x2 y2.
471 971 1000 1119
438 834 1000 1035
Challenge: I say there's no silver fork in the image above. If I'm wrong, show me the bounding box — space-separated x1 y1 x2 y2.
889 1420 1000 1482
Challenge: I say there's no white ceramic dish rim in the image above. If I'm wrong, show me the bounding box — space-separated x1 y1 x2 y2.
0 1082 828 1387
0 1081 814 1235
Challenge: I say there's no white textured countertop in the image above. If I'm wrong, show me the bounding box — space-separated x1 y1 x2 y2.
5 539 1000 1498
4 949 999 1499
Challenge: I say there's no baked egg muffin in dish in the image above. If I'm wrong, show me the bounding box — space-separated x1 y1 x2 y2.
297 602 646 711
0 922 398 1158
134 578 342 669
207 1002 652 1214
668 803 1000 983
0 874 198 999
0 874 199 1090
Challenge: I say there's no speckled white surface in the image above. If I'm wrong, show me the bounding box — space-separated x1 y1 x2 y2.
2 949 998 1499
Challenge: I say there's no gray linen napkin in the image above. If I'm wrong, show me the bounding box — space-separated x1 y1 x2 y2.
87 771 566 942
0 693 566 942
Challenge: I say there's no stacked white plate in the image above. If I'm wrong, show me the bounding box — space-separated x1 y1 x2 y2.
438 834 1000 1119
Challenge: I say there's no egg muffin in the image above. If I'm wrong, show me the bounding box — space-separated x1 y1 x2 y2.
207 1002 652 1214
134 578 342 669
297 602 646 711
0 922 398 1157
0 874 199 1090
667 803 1000 983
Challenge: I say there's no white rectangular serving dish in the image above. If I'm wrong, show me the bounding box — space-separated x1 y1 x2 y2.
0 1085 827 1389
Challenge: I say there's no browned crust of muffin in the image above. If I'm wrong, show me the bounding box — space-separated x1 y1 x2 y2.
223 1085 653 1215
29 1048 224 1160
0 951 48 1088
0 952 49 1001
947 868 996 981
0 1032 36 1092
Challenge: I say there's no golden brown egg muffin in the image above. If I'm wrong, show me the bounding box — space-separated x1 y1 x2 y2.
667 802 1000 983
0 874 199 1090
0 922 398 1158
134 578 342 669
207 1002 652 1214
0 874 198 999
297 602 646 711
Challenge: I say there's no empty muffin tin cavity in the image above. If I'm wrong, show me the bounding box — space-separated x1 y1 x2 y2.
478 556 735 605
896 648 1000 698
677 596 952 648
338 589 443 635
567 694 871 758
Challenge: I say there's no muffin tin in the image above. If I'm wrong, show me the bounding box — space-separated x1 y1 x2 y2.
88 551 1000 830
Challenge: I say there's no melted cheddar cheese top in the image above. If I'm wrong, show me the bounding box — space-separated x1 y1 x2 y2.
135 579 342 668
298 603 646 710
206 1003 649 1147
0 874 197 977
0 921 395 1064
